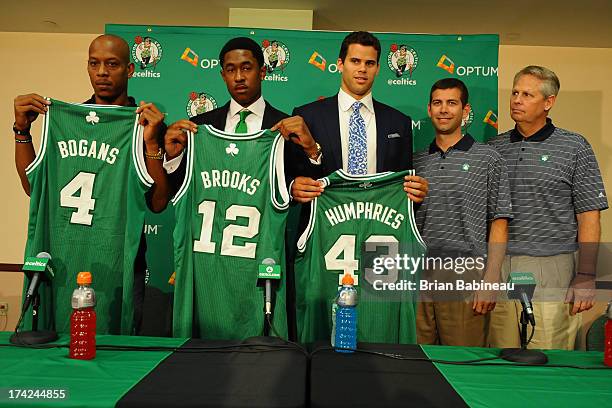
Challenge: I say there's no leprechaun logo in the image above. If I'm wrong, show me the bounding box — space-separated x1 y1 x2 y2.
186 92 217 117
132 36 163 74
462 108 475 132
260 39 290 82
261 39 290 74
132 35 163 78
387 44 418 78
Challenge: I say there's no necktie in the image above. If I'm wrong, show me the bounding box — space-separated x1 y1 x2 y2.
347 101 367 174
234 109 252 133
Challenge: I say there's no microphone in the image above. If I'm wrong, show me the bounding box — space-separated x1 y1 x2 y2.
520 291 536 327
258 258 281 315
501 271 547 364
22 252 54 313
507 272 537 326
10 251 58 345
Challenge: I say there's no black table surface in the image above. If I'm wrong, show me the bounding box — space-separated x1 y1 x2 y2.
117 338 309 408
310 342 468 408
117 339 469 408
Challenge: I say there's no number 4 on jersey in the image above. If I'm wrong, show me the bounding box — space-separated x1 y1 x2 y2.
60 172 96 226
324 235 359 285
324 234 400 285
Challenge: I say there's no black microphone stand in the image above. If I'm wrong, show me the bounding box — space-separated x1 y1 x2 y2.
10 274 58 345
500 307 548 364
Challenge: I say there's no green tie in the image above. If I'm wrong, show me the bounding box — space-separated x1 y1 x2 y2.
234 110 252 133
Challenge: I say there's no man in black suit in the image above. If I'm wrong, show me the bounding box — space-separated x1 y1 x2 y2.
162 37 319 196
288 31 428 203
160 37 317 338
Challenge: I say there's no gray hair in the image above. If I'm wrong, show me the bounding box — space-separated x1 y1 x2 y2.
513 65 560 98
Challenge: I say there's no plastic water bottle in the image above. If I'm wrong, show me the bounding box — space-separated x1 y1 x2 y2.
334 274 358 353
69 272 96 360
605 301 612 367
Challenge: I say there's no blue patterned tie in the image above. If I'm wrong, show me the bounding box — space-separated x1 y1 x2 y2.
347 101 367 174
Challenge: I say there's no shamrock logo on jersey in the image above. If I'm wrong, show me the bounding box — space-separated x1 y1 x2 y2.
86 111 99 125
226 143 239 156
541 155 550 162
462 163 470 171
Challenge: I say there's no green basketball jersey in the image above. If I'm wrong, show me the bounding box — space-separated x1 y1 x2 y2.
172 125 289 340
25 98 151 335
295 169 426 344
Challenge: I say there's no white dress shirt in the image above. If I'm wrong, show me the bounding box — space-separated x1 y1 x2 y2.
337 88 377 174
225 96 266 134
163 96 266 173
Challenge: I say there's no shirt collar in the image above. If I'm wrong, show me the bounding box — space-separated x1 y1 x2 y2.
338 88 374 114
510 118 555 143
229 96 265 118
84 95 136 107
428 133 475 154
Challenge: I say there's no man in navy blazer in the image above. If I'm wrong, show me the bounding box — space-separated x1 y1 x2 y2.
162 37 318 198
287 31 428 203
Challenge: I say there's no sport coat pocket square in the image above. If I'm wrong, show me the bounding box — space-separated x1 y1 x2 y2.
387 133 401 139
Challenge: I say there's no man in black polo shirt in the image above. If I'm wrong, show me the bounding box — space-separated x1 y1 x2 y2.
414 78 512 347
488 66 608 350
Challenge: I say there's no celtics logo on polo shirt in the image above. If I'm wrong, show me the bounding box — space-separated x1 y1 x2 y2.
387 44 418 78
132 36 163 72
186 92 217 117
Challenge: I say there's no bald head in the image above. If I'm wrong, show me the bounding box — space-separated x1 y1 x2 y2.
89 34 131 64
87 34 134 105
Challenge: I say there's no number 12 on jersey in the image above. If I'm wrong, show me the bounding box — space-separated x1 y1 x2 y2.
194 200 261 259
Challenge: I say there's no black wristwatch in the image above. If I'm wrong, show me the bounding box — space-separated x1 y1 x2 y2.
13 122 31 137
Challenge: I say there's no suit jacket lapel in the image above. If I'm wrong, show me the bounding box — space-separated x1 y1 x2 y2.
324 95 343 171
373 99 388 172
213 102 230 130
262 101 276 129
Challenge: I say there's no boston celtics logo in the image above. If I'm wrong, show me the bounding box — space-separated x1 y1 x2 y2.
225 143 239 157
462 109 475 130
85 111 99 125
132 36 163 71
186 92 217 117
261 39 290 73
387 44 418 78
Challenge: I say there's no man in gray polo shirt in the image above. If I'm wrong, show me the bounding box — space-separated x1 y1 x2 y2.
415 78 512 347
488 65 608 350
